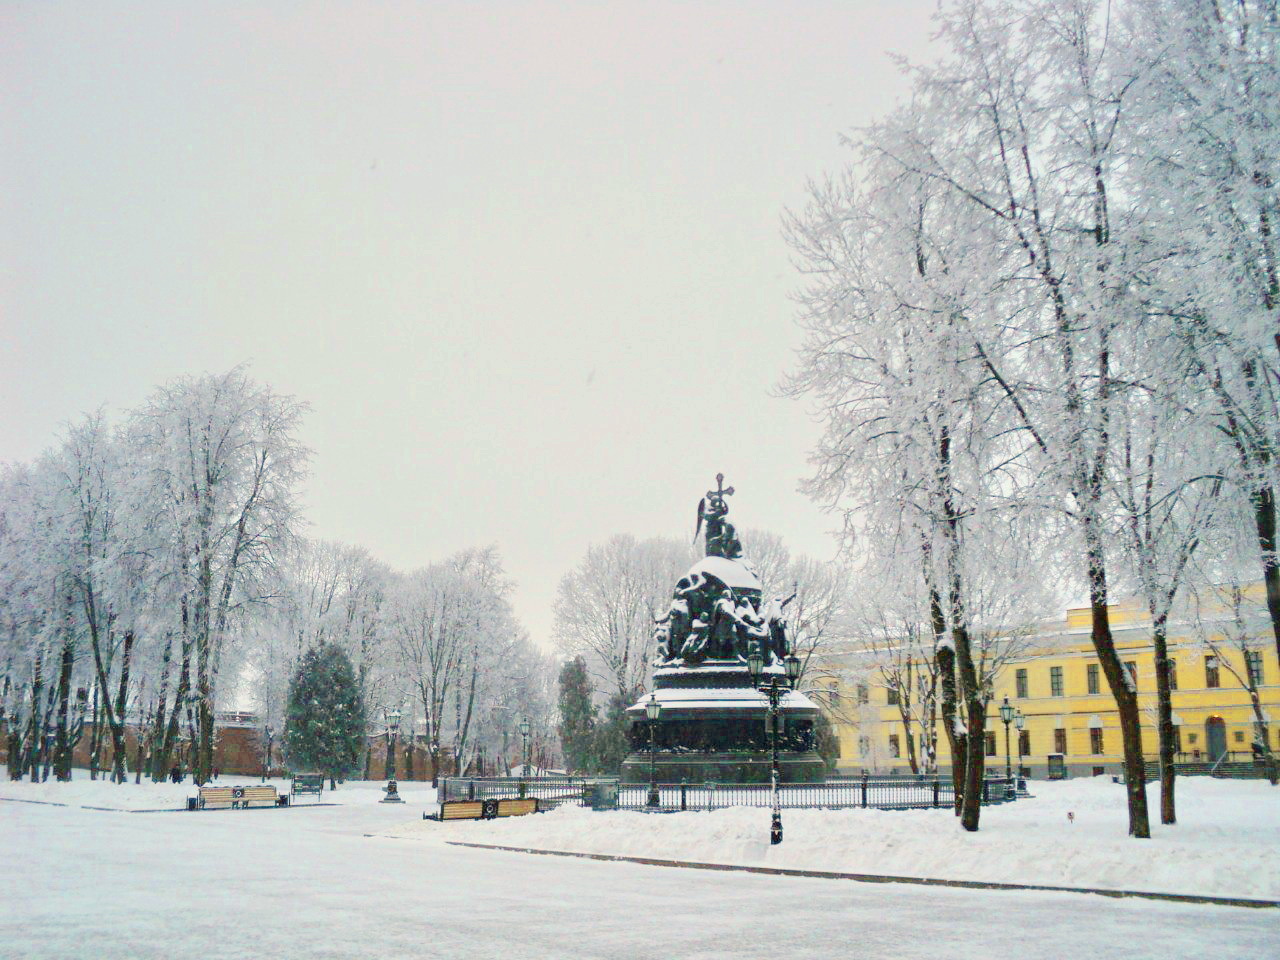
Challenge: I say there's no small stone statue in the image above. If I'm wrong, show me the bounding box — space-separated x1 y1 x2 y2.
694 473 743 560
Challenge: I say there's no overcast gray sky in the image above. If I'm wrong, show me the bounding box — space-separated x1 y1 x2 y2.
1 1 939 649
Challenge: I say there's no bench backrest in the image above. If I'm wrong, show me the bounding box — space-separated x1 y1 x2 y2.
292 774 324 795
438 797 541 821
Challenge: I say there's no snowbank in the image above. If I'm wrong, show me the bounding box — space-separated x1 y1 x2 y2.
0 769 437 811
386 777 1280 900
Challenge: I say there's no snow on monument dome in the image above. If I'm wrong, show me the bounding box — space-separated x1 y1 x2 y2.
686 554 761 591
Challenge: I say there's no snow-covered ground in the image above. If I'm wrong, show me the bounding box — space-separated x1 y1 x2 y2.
2 771 1277 959
390 776 1280 901
0 770 435 810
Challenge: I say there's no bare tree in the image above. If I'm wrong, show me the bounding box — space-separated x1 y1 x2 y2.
551 535 692 702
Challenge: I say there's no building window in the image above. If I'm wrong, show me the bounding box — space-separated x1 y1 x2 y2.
1016 668 1028 699
1234 730 1245 744
1054 728 1067 754
1187 732 1198 746
1168 659 1178 691
1246 650 1264 687
1090 728 1104 754
1087 663 1100 695
1171 725 1182 753
1018 729 1030 756
1205 656 1220 689
858 735 871 756
888 734 900 758
1050 666 1064 697
1124 661 1138 689
856 683 869 704
1092 766 1105 777
985 732 997 757
886 686 899 706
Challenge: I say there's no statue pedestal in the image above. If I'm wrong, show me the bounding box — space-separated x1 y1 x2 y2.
621 661 826 785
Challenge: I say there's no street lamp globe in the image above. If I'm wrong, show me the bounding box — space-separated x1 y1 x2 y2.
746 650 764 685
999 696 1015 724
1014 711 1025 731
784 654 801 684
518 717 531 738
389 708 402 733
645 693 661 721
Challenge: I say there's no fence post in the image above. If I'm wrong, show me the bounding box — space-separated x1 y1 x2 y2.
861 774 868 808
981 779 989 803
932 778 939 808
680 778 687 811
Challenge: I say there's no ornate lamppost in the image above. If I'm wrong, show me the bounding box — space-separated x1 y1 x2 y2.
748 649 802 845
1014 709 1026 790
645 693 662 807
261 723 273 783
382 708 404 803
999 697 1015 799
519 717 531 775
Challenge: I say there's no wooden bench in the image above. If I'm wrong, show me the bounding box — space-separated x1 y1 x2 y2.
197 786 237 810
438 797 542 821
291 774 324 803
196 785 279 810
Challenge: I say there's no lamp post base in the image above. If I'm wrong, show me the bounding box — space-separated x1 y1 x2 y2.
646 784 660 807
381 780 404 803
770 810 783 845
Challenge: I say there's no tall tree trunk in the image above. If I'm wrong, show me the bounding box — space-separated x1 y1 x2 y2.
923 539 964 812
953 621 985 832
111 632 133 783
191 519 216 787
1151 614 1177 824
156 630 193 782
194 572 215 786
937 421 984 830
41 679 58 781
932 602 965 815
135 708 150 785
149 634 174 780
1252 485 1280 670
25 652 43 779
88 689 102 780
53 600 75 782
898 659 919 774
1084 523 1150 838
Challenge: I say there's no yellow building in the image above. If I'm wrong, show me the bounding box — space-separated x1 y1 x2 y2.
824 586 1279 779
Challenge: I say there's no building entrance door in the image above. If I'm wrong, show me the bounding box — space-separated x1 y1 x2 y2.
1205 717 1227 763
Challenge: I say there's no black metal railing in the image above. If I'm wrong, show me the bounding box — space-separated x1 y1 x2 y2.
439 775 595 804
440 774 1019 812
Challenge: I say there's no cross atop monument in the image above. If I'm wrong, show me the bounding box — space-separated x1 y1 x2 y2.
708 472 735 504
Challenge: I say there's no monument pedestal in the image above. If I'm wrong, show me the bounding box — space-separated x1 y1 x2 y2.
621 661 826 785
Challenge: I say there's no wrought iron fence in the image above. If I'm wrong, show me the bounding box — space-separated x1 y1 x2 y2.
441 774 1018 812
439 775 592 804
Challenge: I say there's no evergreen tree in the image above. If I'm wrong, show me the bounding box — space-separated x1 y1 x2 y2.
814 714 840 773
591 693 631 775
556 656 597 773
284 643 367 788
